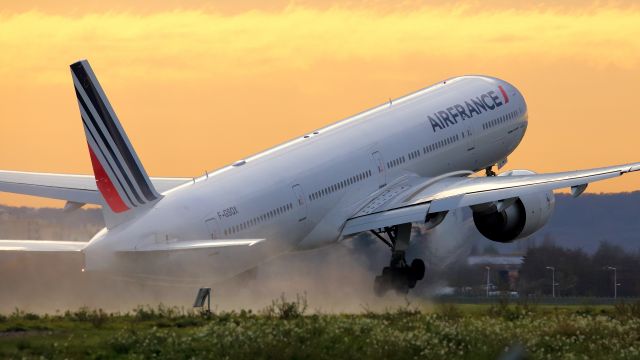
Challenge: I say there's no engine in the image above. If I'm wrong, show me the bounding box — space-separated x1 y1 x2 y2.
472 170 555 243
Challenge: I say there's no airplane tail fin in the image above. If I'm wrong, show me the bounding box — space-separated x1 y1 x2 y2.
70 60 160 217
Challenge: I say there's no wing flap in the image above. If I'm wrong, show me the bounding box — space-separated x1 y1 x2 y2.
0 240 88 252
343 204 429 236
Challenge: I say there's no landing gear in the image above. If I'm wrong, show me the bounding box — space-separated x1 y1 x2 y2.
485 166 497 177
370 223 426 296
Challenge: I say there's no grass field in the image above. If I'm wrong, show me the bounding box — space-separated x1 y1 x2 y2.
1 297 639 359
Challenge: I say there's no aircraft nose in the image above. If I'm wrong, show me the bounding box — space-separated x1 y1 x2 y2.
498 80 527 117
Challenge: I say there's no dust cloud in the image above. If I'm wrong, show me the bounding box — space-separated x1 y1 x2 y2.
0 238 439 314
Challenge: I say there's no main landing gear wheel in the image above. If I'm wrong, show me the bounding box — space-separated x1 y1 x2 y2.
370 223 427 296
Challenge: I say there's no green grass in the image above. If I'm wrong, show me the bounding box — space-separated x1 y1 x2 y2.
1 298 640 359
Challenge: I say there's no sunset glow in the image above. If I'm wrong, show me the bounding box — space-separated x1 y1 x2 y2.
1 1 639 206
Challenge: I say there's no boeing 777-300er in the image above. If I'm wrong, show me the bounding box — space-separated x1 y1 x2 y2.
0 60 638 294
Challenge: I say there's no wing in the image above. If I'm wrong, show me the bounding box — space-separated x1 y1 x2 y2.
342 163 640 235
0 170 190 205
0 240 88 252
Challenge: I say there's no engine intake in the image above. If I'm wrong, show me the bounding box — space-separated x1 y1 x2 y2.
472 170 555 243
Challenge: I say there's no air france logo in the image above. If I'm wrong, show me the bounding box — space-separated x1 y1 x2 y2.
428 86 510 133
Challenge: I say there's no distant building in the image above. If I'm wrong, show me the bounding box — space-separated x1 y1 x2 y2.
467 255 524 291
467 255 524 268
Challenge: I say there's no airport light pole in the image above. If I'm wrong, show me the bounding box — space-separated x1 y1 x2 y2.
606 266 619 299
485 266 491 298
545 266 556 298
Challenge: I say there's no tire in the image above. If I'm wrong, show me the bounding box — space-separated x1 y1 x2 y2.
408 278 417 289
382 266 392 277
374 275 388 297
393 280 410 294
410 259 426 281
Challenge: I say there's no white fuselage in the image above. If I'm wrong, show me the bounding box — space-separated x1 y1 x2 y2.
83 75 528 282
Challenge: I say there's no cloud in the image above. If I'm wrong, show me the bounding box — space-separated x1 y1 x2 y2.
0 5 638 84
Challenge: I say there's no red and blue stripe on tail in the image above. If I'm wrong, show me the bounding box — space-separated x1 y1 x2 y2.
70 60 160 213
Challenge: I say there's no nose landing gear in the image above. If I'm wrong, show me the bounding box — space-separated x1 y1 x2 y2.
370 223 426 296
485 165 497 177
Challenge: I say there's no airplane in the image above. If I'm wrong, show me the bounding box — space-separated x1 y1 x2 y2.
0 59 638 295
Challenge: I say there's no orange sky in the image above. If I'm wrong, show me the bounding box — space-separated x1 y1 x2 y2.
0 1 639 207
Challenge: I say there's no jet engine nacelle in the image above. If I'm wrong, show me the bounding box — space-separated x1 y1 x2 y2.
472 170 555 243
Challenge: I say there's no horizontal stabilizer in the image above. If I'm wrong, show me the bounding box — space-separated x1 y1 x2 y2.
120 239 265 252
0 170 190 205
0 240 88 252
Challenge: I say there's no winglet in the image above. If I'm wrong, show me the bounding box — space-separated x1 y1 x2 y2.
70 60 160 213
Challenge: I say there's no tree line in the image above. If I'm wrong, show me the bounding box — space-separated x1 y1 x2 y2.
445 240 640 297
